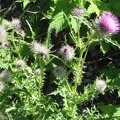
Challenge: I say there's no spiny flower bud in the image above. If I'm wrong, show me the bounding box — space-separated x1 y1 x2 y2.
72 8 84 18
35 68 41 74
54 66 65 78
96 79 107 92
30 42 49 59
15 59 26 70
0 71 11 82
0 81 4 92
11 18 21 30
2 41 10 50
59 45 75 61
0 26 8 43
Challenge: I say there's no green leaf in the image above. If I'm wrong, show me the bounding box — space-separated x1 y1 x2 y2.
101 65 120 92
23 0 31 9
101 65 120 80
0 88 31 103
99 104 120 117
70 15 78 34
109 0 120 16
100 41 110 54
105 37 120 49
87 3 100 16
48 11 67 33
0 60 9 69
0 48 7 57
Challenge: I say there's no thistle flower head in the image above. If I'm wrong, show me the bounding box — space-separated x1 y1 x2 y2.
72 8 84 18
11 18 21 30
59 45 75 61
98 12 120 34
15 59 26 70
0 71 11 82
35 68 41 74
0 81 4 92
0 26 7 43
54 66 65 78
30 42 49 58
96 79 107 92
2 41 10 50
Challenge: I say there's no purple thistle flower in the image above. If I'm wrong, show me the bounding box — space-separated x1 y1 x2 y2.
99 12 120 34
72 8 84 18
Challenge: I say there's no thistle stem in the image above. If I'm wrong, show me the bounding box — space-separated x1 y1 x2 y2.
11 31 21 58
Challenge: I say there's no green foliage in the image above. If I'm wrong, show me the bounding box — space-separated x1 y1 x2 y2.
101 65 120 96
0 49 9 69
99 104 120 117
48 11 67 34
16 0 36 9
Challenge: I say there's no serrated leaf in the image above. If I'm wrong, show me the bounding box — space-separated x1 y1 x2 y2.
0 49 7 57
48 11 67 33
87 3 100 16
0 60 9 69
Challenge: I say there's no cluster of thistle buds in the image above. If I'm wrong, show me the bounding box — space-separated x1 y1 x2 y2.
11 18 26 38
0 18 25 43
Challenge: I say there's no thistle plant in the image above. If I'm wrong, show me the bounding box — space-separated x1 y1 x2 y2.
0 1 120 119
